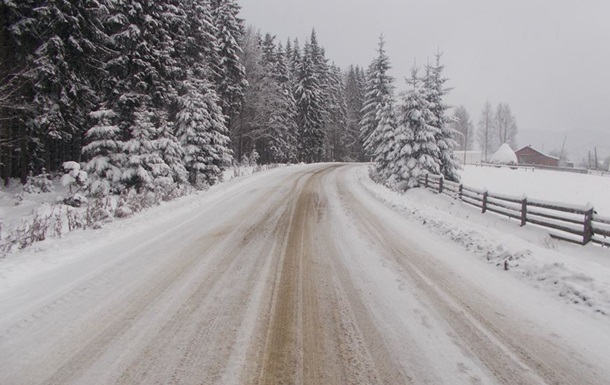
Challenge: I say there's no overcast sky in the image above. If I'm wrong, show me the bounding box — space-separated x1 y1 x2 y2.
240 0 610 157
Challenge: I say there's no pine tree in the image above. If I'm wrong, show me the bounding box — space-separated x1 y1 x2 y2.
360 36 394 158
176 75 232 186
210 0 247 126
424 52 460 182
31 1 110 171
85 0 181 194
1 0 110 183
83 109 124 196
121 109 172 191
295 39 325 163
367 95 397 183
325 64 348 161
344 65 366 161
157 120 188 184
268 42 298 162
393 67 441 189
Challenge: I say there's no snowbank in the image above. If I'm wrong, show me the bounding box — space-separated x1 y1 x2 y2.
356 166 610 317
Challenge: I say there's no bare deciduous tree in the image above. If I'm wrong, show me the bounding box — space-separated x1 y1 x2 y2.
495 103 518 149
476 100 495 162
452 105 474 151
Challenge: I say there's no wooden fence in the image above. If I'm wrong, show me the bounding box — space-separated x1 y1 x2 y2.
418 173 610 247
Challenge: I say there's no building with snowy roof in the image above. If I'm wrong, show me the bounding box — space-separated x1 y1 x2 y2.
515 145 559 167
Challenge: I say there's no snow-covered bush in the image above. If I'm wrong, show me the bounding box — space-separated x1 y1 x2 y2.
61 161 89 207
249 148 260 166
63 193 88 208
61 162 88 192
0 211 53 256
23 169 54 194
86 197 112 229
13 192 24 206
66 208 86 231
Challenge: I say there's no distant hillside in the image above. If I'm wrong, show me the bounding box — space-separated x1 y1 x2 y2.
517 129 610 166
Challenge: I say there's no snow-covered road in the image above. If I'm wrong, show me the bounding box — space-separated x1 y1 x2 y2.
1 164 609 384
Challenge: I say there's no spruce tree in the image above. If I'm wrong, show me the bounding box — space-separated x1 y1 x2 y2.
30 0 110 171
121 109 172 191
83 109 124 196
325 64 348 161
268 42 298 162
157 120 188 185
360 36 394 159
210 0 247 126
176 75 232 186
393 67 441 189
295 40 325 163
424 53 460 182
365 95 396 183
345 65 366 161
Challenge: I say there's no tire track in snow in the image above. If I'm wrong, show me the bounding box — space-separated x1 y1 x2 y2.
255 164 410 385
0 167 316 385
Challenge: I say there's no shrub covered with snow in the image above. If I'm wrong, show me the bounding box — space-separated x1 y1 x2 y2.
61 162 89 207
23 169 54 194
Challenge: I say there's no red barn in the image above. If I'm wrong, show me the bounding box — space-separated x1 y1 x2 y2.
515 145 559 167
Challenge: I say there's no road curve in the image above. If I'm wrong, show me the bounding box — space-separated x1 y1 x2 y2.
0 164 608 385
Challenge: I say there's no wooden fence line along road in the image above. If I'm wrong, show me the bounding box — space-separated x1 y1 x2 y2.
474 162 610 177
418 173 610 248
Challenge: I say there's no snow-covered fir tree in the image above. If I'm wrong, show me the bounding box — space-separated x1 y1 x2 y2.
120 109 172 191
31 1 109 165
295 39 326 162
268 41 298 162
325 64 348 161
344 65 367 161
393 67 441 189
424 53 460 182
84 0 178 194
366 95 397 184
83 109 124 196
176 75 232 187
157 120 188 185
360 36 394 159
210 0 247 126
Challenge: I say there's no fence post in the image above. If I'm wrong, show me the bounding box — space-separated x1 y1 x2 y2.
482 191 488 213
583 207 594 245
520 197 527 226
439 176 444 194
424 173 429 189
458 184 463 200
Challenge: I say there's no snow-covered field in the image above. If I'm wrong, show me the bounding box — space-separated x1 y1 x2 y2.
461 165 610 214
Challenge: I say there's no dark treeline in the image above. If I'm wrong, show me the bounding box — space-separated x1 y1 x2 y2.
1 0 459 196
1 0 246 193
0 0 371 195
232 27 368 165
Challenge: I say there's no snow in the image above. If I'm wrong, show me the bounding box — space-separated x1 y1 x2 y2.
1 163 610 383
461 164 610 214
356 165 610 316
489 143 517 164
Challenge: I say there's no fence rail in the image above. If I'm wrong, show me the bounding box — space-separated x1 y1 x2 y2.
418 173 607 247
